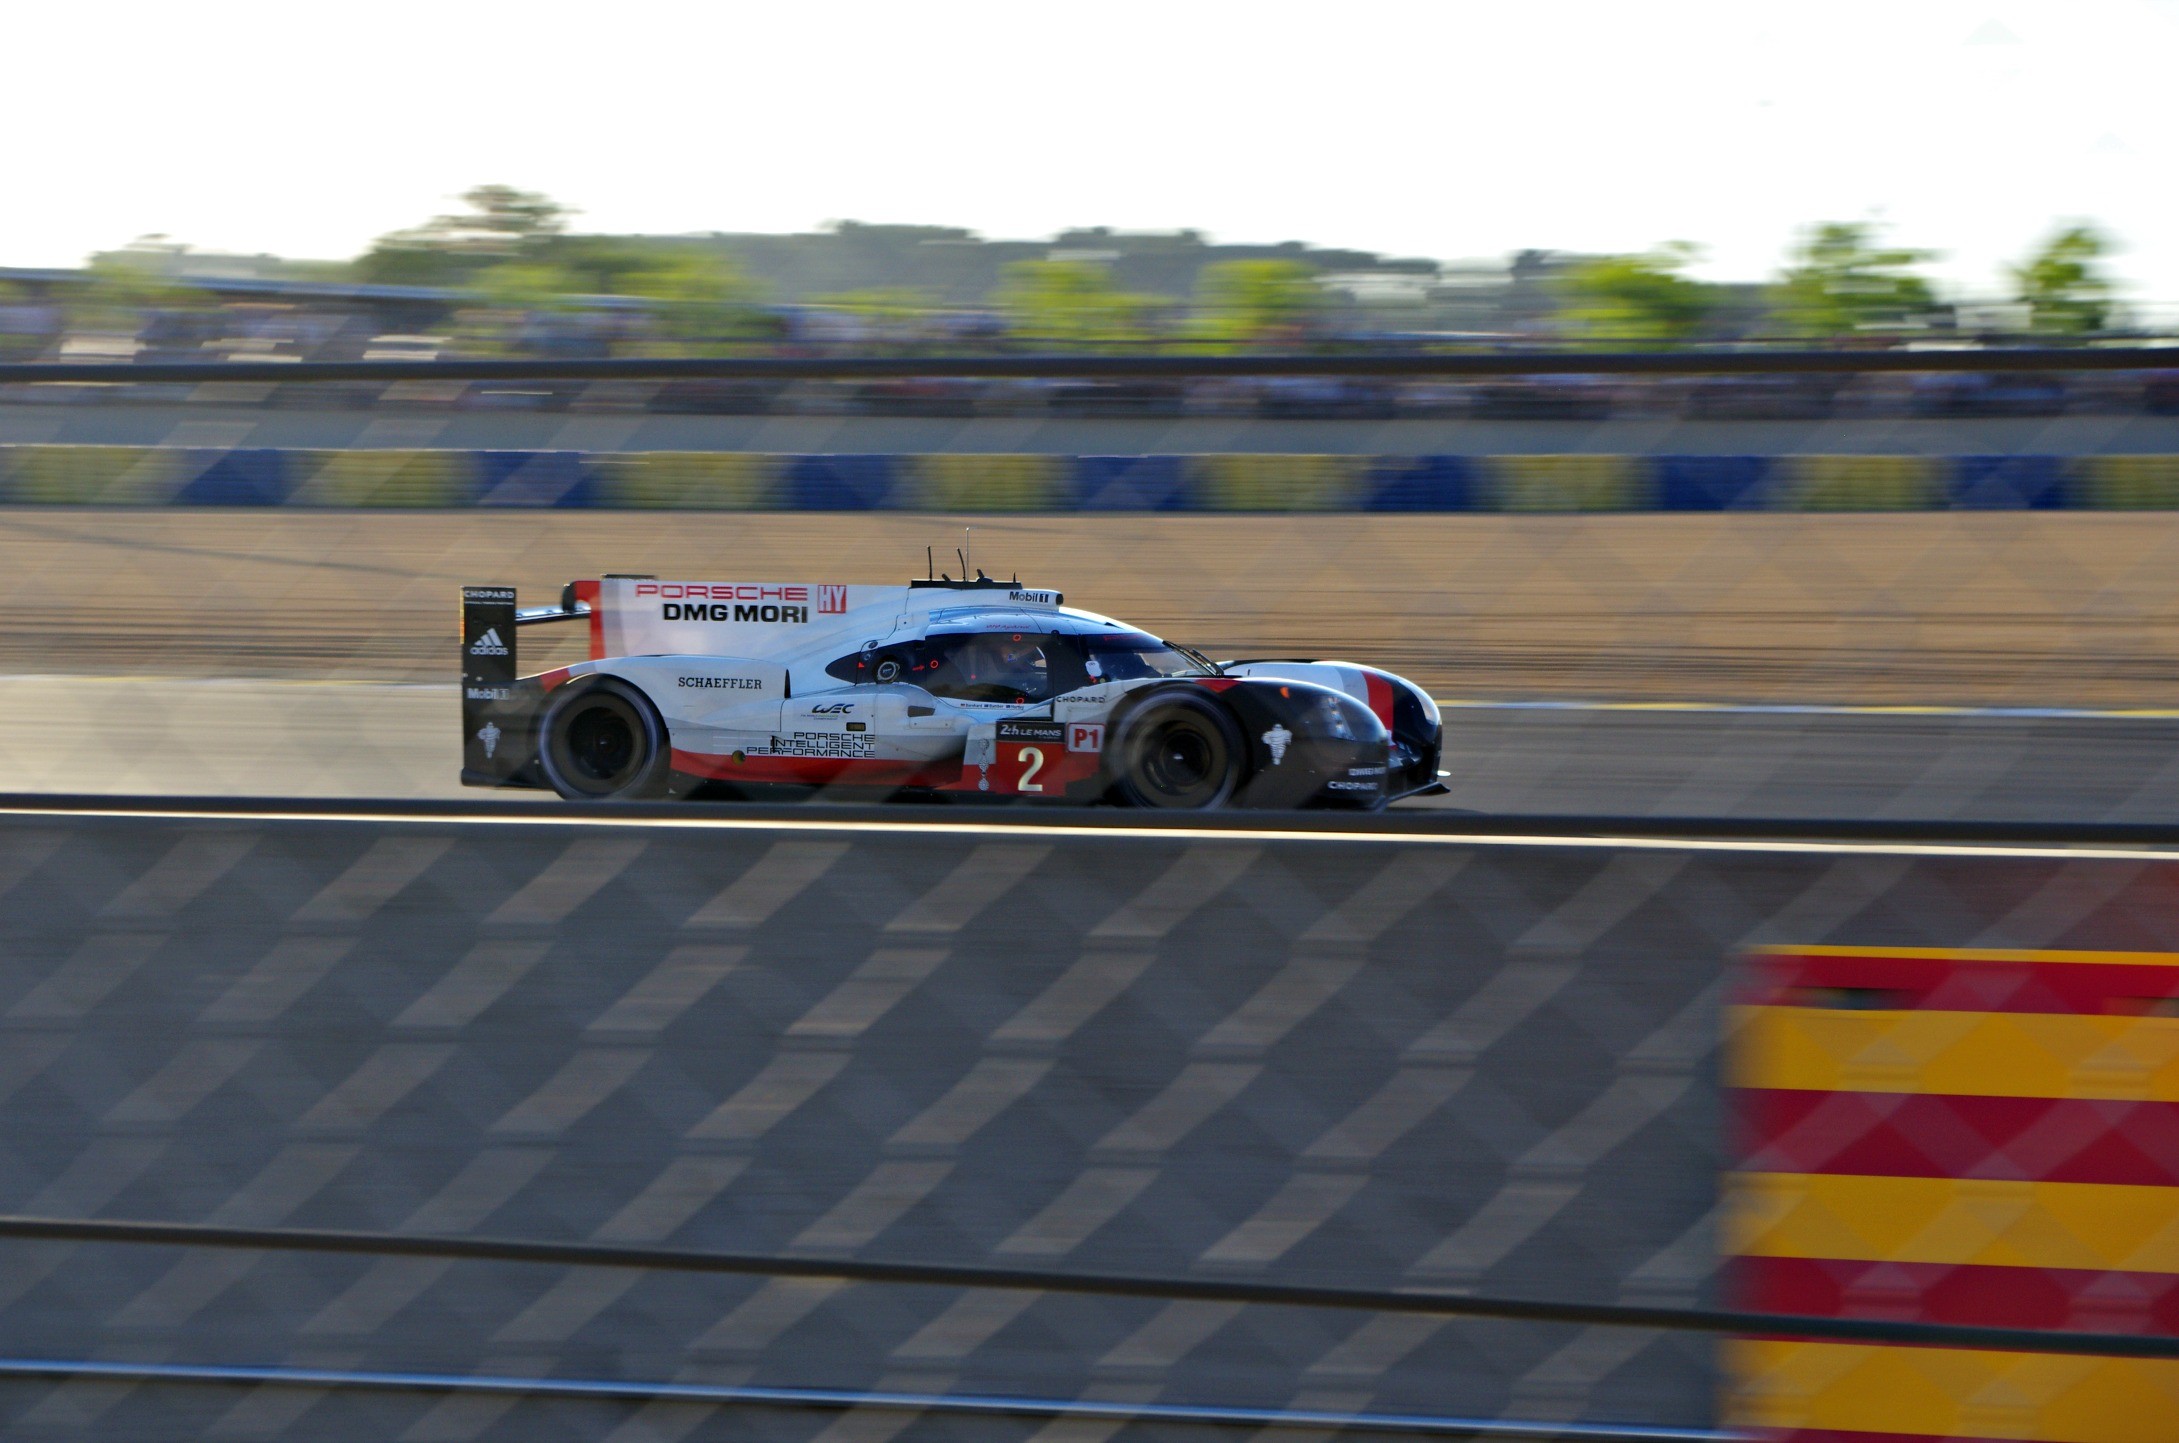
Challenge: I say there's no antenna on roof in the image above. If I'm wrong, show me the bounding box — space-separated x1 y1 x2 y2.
955 546 966 579
926 545 934 581
963 527 972 582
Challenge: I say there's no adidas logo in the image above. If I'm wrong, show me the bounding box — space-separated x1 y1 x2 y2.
469 628 508 656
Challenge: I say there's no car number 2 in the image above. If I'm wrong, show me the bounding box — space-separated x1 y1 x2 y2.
1017 746 1046 792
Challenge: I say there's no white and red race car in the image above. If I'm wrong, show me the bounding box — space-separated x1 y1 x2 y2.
461 573 1443 809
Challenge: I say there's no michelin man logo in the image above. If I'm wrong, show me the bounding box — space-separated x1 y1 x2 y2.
1261 723 1292 766
477 721 501 759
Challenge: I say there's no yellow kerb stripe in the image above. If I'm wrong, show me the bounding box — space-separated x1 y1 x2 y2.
1726 1339 2179 1443
1728 1171 2179 1273
1728 1005 2179 1101
1750 944 2179 970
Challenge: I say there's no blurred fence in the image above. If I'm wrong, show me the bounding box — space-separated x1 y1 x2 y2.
4 346 2178 425
0 808 2171 1440
6 447 2179 511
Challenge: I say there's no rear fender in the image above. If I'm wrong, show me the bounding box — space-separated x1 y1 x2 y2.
582 656 787 732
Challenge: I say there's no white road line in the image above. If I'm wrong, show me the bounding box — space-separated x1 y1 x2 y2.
3 805 2175 863
1439 699 2179 720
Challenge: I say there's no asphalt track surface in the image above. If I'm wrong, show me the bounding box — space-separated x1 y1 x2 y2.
12 675 2179 824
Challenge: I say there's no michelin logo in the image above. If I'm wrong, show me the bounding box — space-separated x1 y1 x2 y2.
1262 723 1293 766
476 721 502 759
469 628 508 657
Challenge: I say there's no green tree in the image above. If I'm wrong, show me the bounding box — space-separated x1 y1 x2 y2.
1555 243 1720 343
992 261 1168 347
473 261 580 313
1771 222 1938 336
614 251 768 353
355 185 572 286
69 241 205 335
1191 259 1323 345
2012 224 2114 335
811 287 939 324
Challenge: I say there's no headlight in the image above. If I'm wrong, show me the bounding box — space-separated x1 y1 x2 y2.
1316 694 1355 741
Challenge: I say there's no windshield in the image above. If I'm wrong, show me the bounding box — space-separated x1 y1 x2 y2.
1081 632 1219 681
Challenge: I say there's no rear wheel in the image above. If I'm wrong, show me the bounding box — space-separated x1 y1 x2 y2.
538 679 671 800
1110 692 1244 809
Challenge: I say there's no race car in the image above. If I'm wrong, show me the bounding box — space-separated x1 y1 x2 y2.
460 572 1444 809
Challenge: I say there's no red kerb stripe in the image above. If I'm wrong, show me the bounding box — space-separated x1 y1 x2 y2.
1741 951 2179 1016
1733 1088 2179 1187
1734 1254 2179 1338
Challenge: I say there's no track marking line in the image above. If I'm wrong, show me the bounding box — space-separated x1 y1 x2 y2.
4 804 2178 863
1439 699 2179 720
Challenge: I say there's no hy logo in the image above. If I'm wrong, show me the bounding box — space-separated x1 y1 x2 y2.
1262 723 1293 766
469 628 508 656
818 584 849 615
476 721 502 759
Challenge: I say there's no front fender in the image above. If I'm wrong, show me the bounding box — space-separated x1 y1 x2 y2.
1221 660 1441 799
1172 677 1391 809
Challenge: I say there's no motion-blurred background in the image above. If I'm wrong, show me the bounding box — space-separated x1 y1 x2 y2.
6 8 2179 1443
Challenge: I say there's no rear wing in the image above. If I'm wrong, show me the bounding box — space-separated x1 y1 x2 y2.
461 583 596 679
461 583 597 778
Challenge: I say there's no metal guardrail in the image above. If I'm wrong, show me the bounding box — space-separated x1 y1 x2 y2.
0 1211 2170 1438
1 347 2177 385
4 1214 2173 1361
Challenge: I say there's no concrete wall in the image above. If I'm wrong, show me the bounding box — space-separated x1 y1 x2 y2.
1 810 2165 1440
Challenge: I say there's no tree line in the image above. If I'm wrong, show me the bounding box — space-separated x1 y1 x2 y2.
9 186 2128 353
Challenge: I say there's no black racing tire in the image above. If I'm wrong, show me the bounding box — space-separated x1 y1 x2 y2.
537 678 672 801
1109 691 1245 810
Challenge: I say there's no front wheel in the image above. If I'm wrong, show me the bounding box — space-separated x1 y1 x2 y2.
538 678 672 800
1109 692 1244 809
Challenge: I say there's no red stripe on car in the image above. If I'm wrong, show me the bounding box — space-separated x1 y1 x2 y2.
575 579 603 660
1362 671 1396 731
671 749 961 788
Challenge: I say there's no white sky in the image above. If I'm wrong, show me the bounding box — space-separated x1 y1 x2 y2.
5 0 2176 301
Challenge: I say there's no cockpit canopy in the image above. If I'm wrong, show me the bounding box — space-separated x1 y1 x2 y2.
824 622 1215 705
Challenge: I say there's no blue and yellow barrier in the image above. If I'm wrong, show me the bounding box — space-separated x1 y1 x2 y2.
1 447 2176 511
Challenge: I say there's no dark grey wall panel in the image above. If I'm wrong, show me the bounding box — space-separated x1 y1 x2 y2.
1 815 2160 1440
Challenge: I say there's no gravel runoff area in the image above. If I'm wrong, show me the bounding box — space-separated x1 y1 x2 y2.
9 507 2179 707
